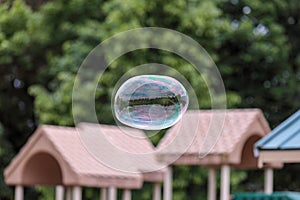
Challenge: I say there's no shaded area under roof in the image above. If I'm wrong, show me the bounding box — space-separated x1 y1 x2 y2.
255 109 300 151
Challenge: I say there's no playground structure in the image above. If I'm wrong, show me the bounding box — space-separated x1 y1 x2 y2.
5 124 164 200
157 109 281 200
5 109 300 200
255 110 300 166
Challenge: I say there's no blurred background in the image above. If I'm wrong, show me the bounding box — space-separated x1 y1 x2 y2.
0 0 299 199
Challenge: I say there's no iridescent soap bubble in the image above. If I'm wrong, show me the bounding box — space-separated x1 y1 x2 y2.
114 75 189 130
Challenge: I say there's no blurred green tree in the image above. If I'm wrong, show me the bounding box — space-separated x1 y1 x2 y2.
29 1 241 199
0 0 106 198
218 0 300 192
219 0 300 126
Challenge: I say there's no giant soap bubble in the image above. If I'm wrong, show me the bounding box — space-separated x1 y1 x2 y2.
114 75 189 130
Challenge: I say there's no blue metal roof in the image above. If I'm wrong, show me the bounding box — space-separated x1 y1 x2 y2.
255 110 300 151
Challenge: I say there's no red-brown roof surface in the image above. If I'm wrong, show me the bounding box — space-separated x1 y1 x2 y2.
157 109 273 168
77 123 165 182
5 125 144 188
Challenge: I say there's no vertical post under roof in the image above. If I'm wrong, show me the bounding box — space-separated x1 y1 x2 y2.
264 168 273 194
163 166 173 200
153 182 161 200
101 188 107 200
108 187 117 200
55 186 64 200
66 187 72 200
220 165 230 200
72 186 82 200
208 168 217 200
122 189 131 200
15 185 23 200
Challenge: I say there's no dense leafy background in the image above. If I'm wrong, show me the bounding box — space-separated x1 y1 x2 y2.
0 0 299 199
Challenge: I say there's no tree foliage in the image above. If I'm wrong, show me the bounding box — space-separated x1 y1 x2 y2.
0 0 299 199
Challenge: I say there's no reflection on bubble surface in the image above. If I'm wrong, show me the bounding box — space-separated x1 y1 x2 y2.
114 75 189 130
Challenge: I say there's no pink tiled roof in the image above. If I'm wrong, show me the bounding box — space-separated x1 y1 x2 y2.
44 126 141 178
5 125 143 188
77 123 165 182
157 109 271 166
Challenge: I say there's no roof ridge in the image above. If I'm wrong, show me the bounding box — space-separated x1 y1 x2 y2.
41 124 75 130
43 127 81 175
227 109 266 155
186 108 261 113
77 122 143 132
254 109 271 134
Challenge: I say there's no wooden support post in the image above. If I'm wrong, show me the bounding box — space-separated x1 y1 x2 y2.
153 183 161 200
108 187 117 200
55 186 64 200
66 187 72 200
101 188 107 200
264 168 274 194
72 186 82 200
15 185 23 200
208 168 216 200
163 166 173 200
220 165 230 200
122 189 131 200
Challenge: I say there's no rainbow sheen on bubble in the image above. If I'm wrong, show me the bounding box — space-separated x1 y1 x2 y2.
114 75 189 130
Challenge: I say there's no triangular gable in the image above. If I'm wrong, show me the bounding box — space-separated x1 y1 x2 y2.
5 125 143 188
157 109 272 168
255 110 300 150
255 110 300 167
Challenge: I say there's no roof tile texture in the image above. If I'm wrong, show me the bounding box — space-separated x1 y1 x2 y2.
157 109 271 163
